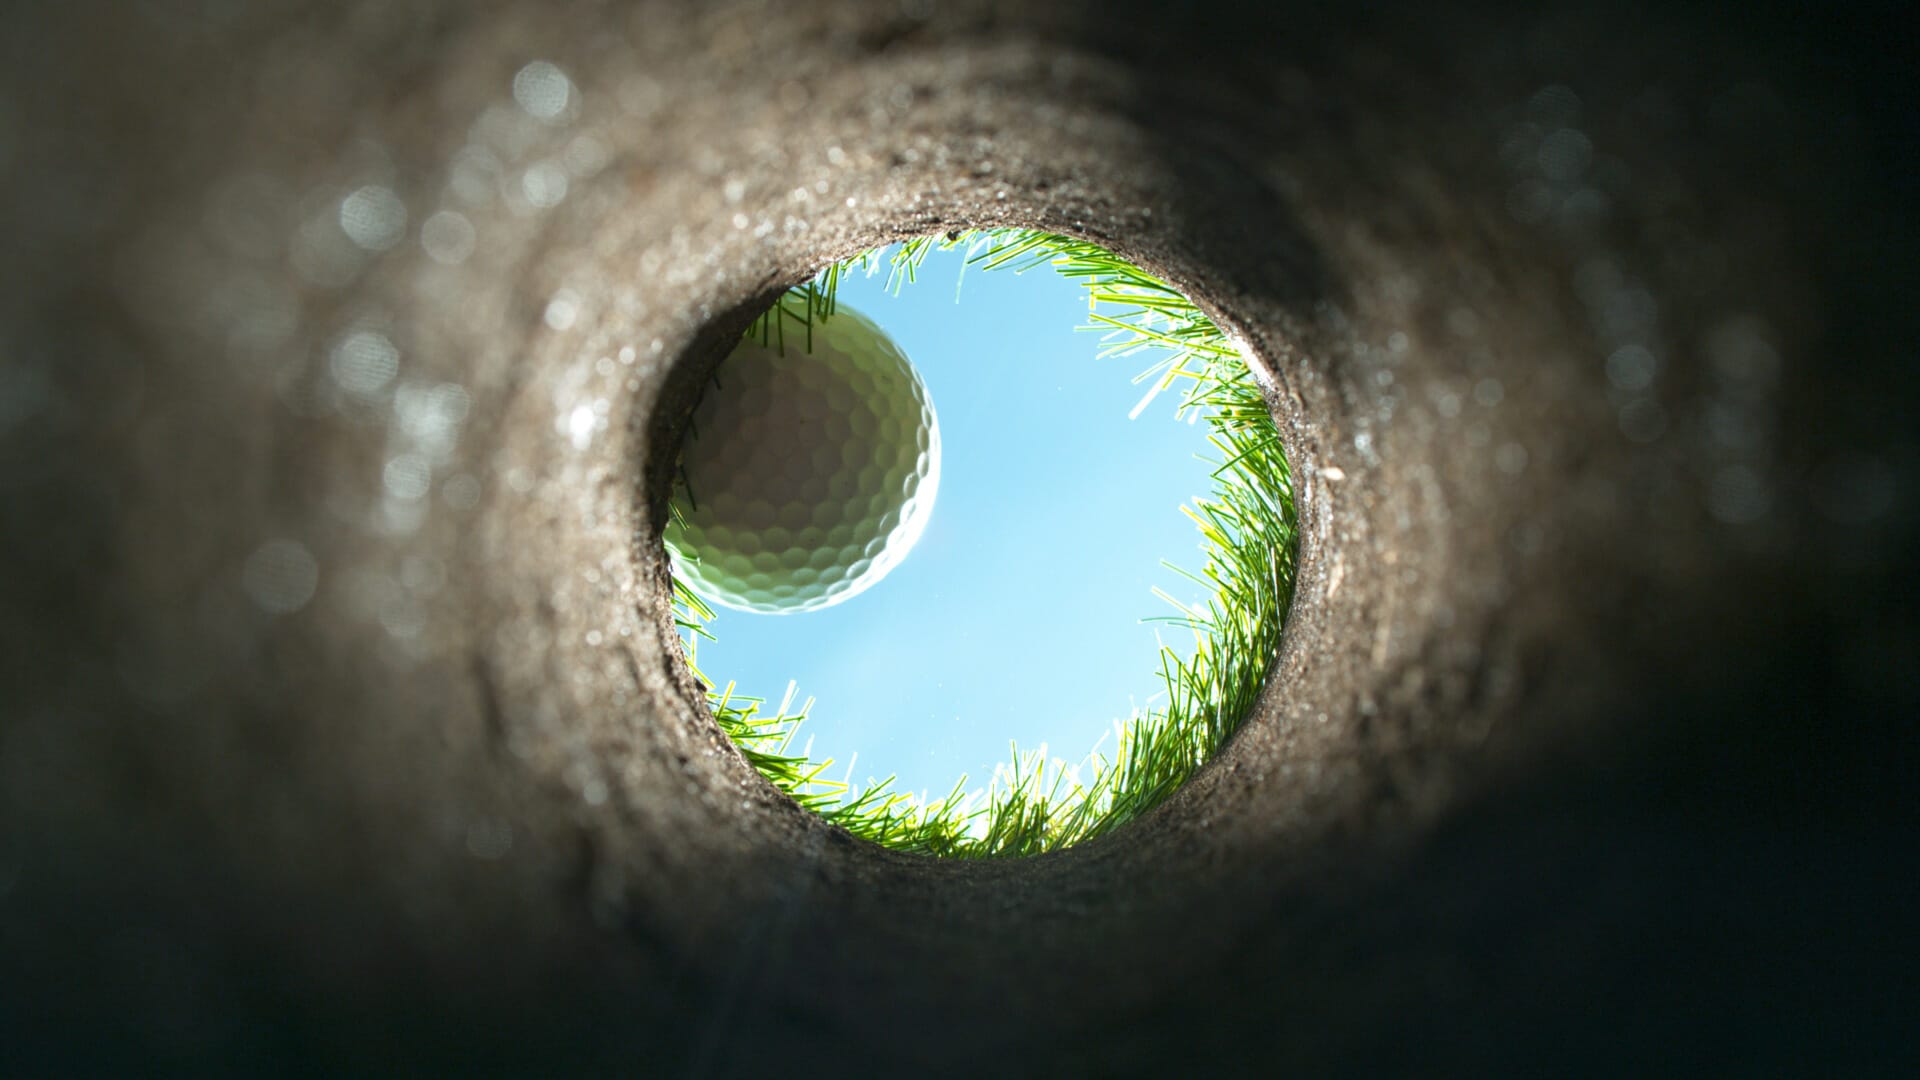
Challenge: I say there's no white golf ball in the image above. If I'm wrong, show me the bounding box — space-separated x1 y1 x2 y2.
665 305 940 614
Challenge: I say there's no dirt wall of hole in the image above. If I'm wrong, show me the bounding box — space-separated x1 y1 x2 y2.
1 0 1913 1072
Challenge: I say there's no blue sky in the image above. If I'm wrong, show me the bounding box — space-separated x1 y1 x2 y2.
691 242 1217 802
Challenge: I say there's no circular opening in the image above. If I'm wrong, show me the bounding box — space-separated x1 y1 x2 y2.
659 230 1299 857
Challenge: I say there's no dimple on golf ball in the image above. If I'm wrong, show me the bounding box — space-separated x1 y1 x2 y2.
665 305 940 614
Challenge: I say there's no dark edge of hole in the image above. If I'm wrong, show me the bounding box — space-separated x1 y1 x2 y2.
635 227 1319 861
638 284 802 733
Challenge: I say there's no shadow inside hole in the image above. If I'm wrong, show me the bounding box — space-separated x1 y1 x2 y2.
642 285 802 549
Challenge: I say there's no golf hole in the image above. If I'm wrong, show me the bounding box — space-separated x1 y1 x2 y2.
667 231 1298 857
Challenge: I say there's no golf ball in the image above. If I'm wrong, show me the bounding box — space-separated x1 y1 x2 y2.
665 305 940 614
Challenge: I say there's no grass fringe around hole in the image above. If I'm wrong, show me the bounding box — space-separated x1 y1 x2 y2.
672 229 1298 858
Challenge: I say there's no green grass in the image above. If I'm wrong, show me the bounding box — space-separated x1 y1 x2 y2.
672 229 1297 858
